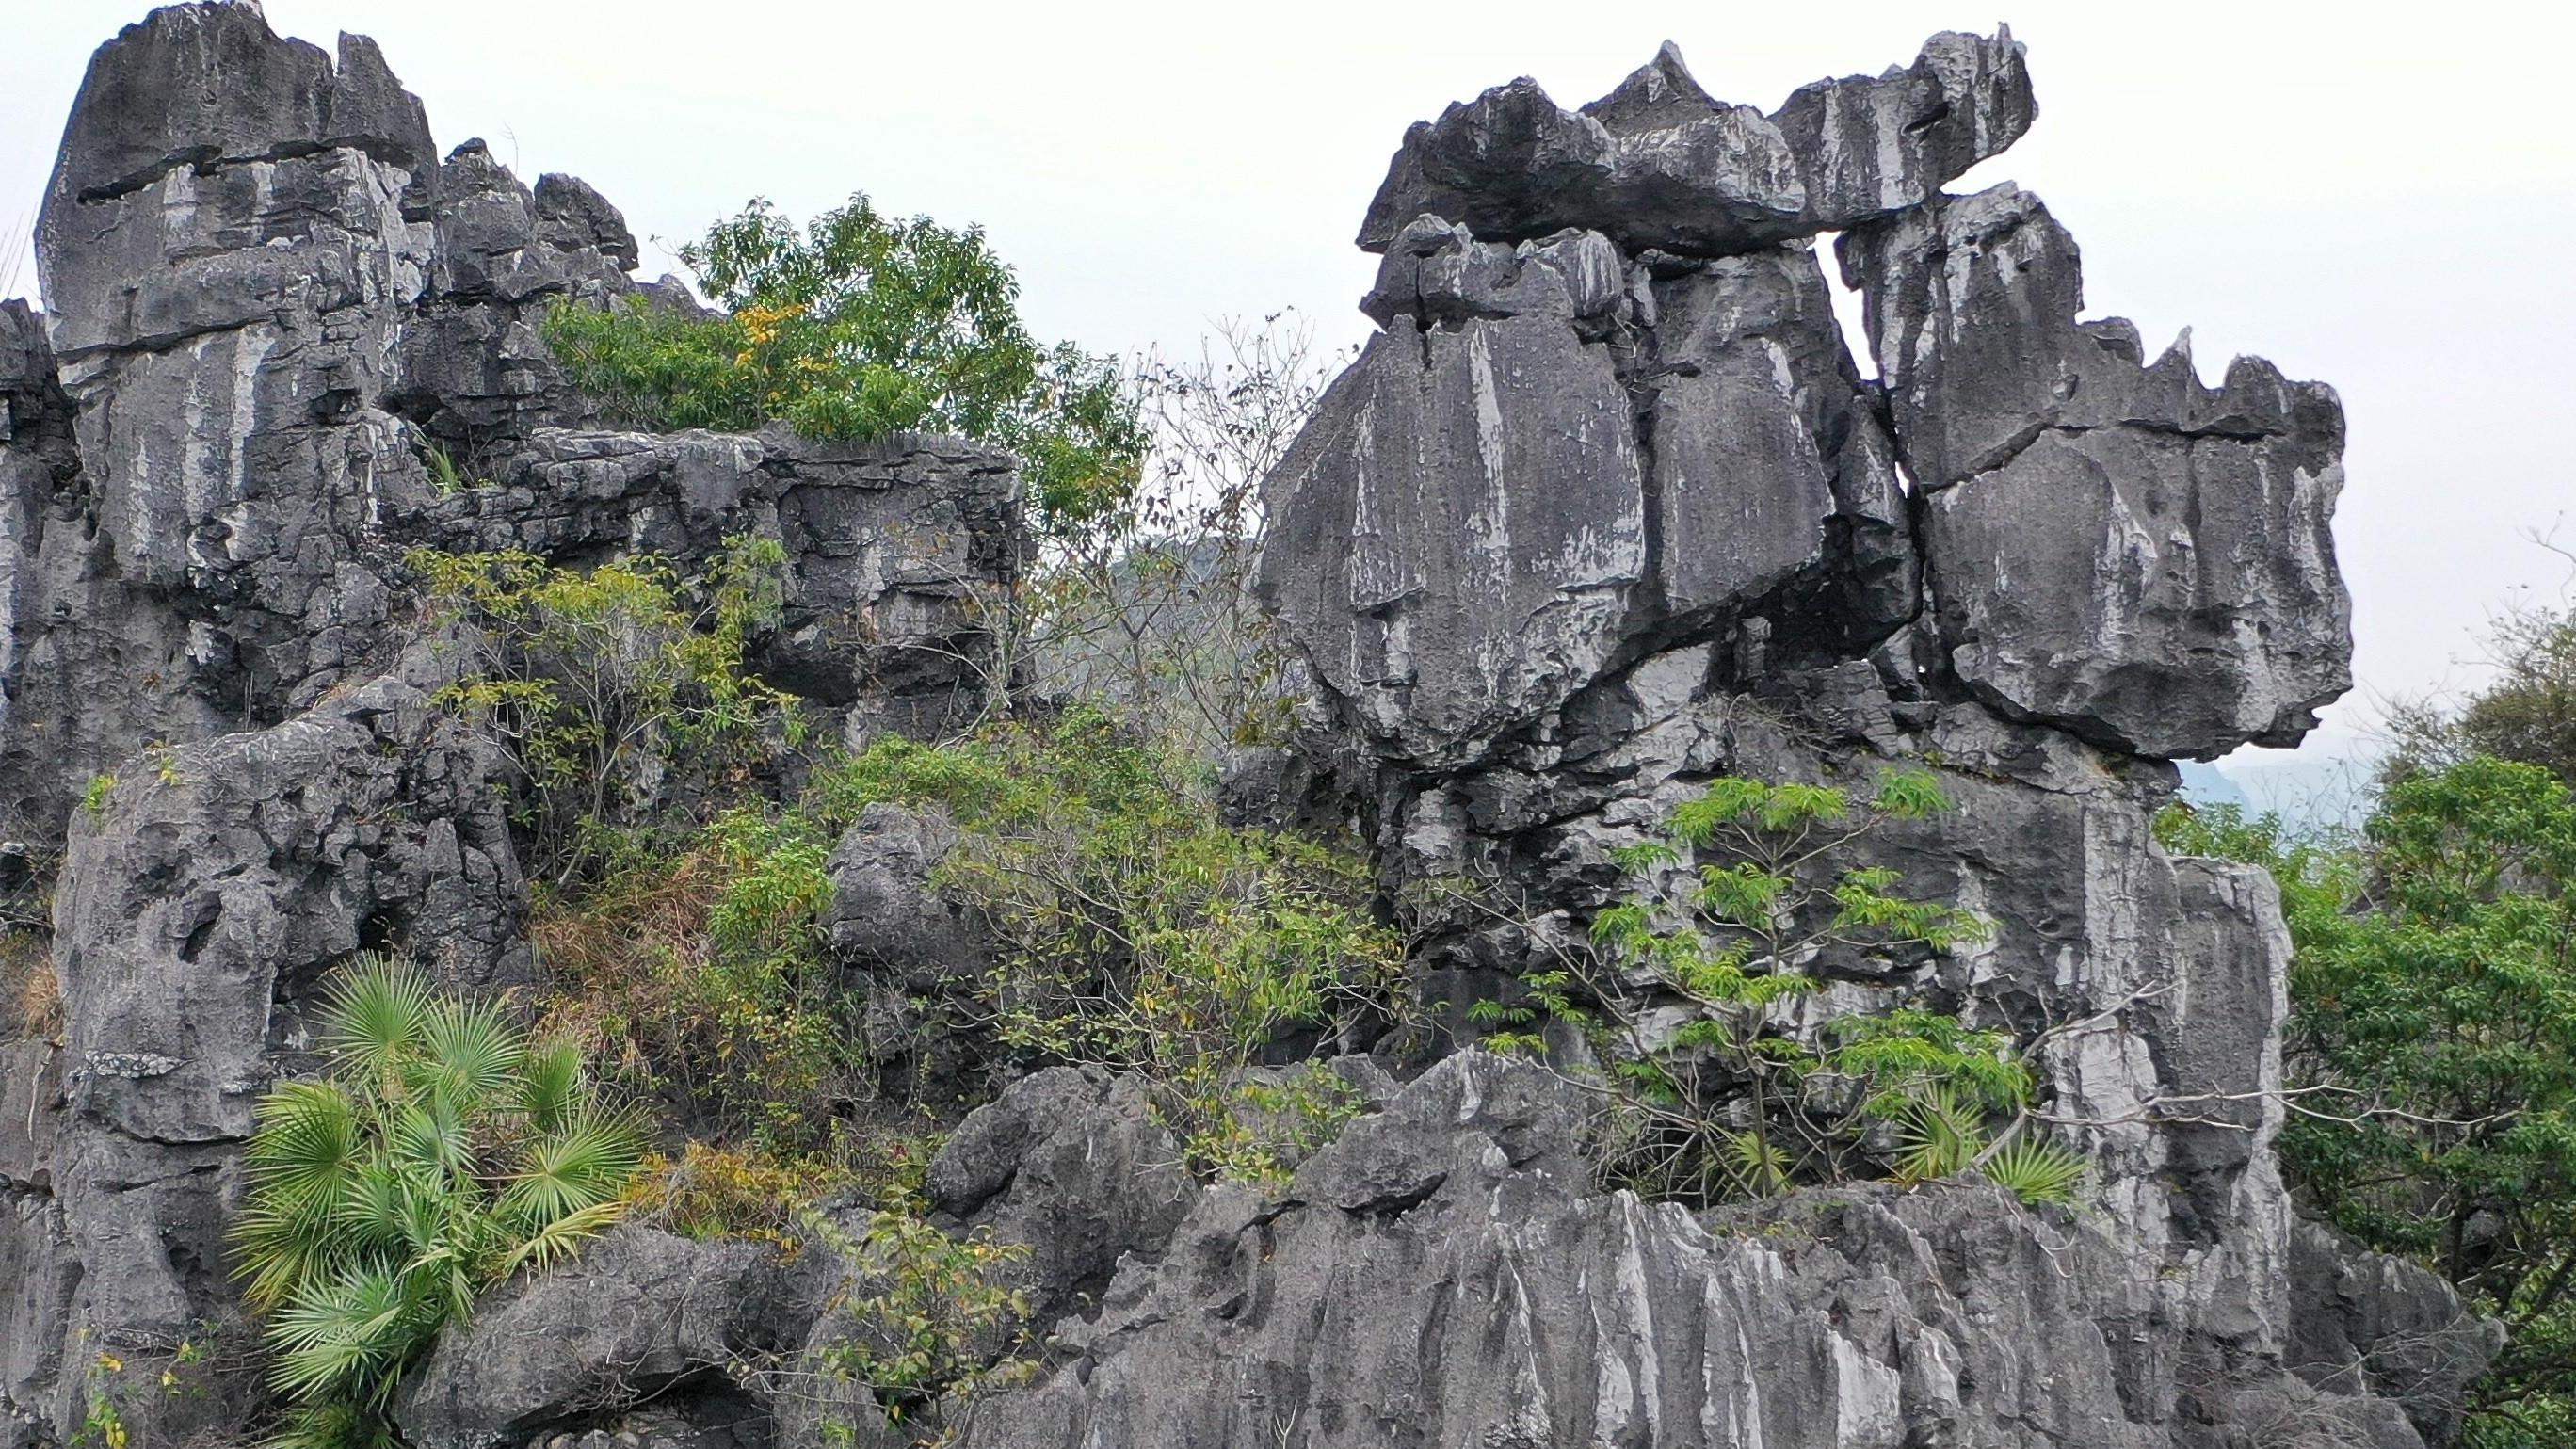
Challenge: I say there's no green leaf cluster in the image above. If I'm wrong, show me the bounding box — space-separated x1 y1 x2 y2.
540 194 1144 537
413 538 798 881
1483 769 2084 1208
2160 761 2576 1446
532 807 866 1162
233 959 642 1447
814 707 1405 1182
798 1199 1032 1423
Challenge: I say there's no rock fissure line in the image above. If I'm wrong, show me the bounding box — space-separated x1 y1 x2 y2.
0 10 2487 1449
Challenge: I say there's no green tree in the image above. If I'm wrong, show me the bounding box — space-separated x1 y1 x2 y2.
233 959 642 1448
2162 760 2576 1448
2388 598 2576 790
1474 770 2085 1208
542 194 1143 535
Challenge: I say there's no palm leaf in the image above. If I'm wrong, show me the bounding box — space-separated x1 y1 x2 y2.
318 957 434 1094
388 1093 475 1187
500 1110 645 1227
409 994 524 1110
1891 1086 1984 1183
497 1199 630 1278
1722 1129 1791 1197
1984 1135 2088 1207
243 1081 367 1222
517 1038 587 1134
266 1260 432 1404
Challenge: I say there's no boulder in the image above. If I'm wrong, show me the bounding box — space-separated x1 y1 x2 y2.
926 1065 1197 1322
395 1227 811 1449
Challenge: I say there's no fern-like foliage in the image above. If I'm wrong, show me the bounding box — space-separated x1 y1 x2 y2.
233 958 643 1444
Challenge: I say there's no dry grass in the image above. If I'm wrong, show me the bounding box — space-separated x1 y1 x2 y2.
2 928 60 1039
528 847 724 1072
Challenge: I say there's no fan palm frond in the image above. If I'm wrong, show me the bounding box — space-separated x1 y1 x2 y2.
1722 1129 1792 1197
500 1109 646 1227
1984 1135 2088 1207
266 1260 432 1404
497 1199 629 1277
517 1037 587 1134
318 957 434 1095
1892 1086 1984 1184
388 1093 475 1187
411 994 524 1108
245 1081 367 1222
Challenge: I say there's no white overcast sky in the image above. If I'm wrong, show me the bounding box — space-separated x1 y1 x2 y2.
6 0 2572 766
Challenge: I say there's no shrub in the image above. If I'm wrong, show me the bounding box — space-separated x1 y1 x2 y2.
623 1141 854 1260
798 1199 1032 1427
233 958 642 1447
813 708 1406 1182
541 195 1143 538
532 815 866 1161
411 539 798 882
1474 770 2085 1208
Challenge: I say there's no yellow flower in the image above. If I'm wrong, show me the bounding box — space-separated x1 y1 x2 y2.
94 1353 122 1374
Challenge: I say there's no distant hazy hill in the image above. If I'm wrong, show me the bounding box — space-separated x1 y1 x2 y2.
2181 753 2379 835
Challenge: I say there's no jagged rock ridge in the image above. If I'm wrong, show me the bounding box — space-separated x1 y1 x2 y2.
2 7 1019 1445
0 10 2481 1449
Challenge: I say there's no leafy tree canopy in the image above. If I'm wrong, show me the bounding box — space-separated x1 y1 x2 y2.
544 194 1145 536
2162 758 2576 1448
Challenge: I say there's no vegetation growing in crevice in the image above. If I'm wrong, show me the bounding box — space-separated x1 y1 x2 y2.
411 537 801 883
533 815 867 1162
1472 770 2088 1209
813 708 1406 1184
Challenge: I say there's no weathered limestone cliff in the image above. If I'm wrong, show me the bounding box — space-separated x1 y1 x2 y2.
3 8 1019 1445
0 8 2494 1449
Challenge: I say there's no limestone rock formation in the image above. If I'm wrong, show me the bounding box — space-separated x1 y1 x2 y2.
1 7 1022 1443
959 1053 2493 1449
1356 30 2034 256
11 654 528 1446
0 1 1022 845
1236 25 2432 1449
1840 185 2351 756
0 9 2477 1449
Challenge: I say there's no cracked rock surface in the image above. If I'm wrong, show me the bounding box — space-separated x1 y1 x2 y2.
0 8 2478 1449
0 1 1022 846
